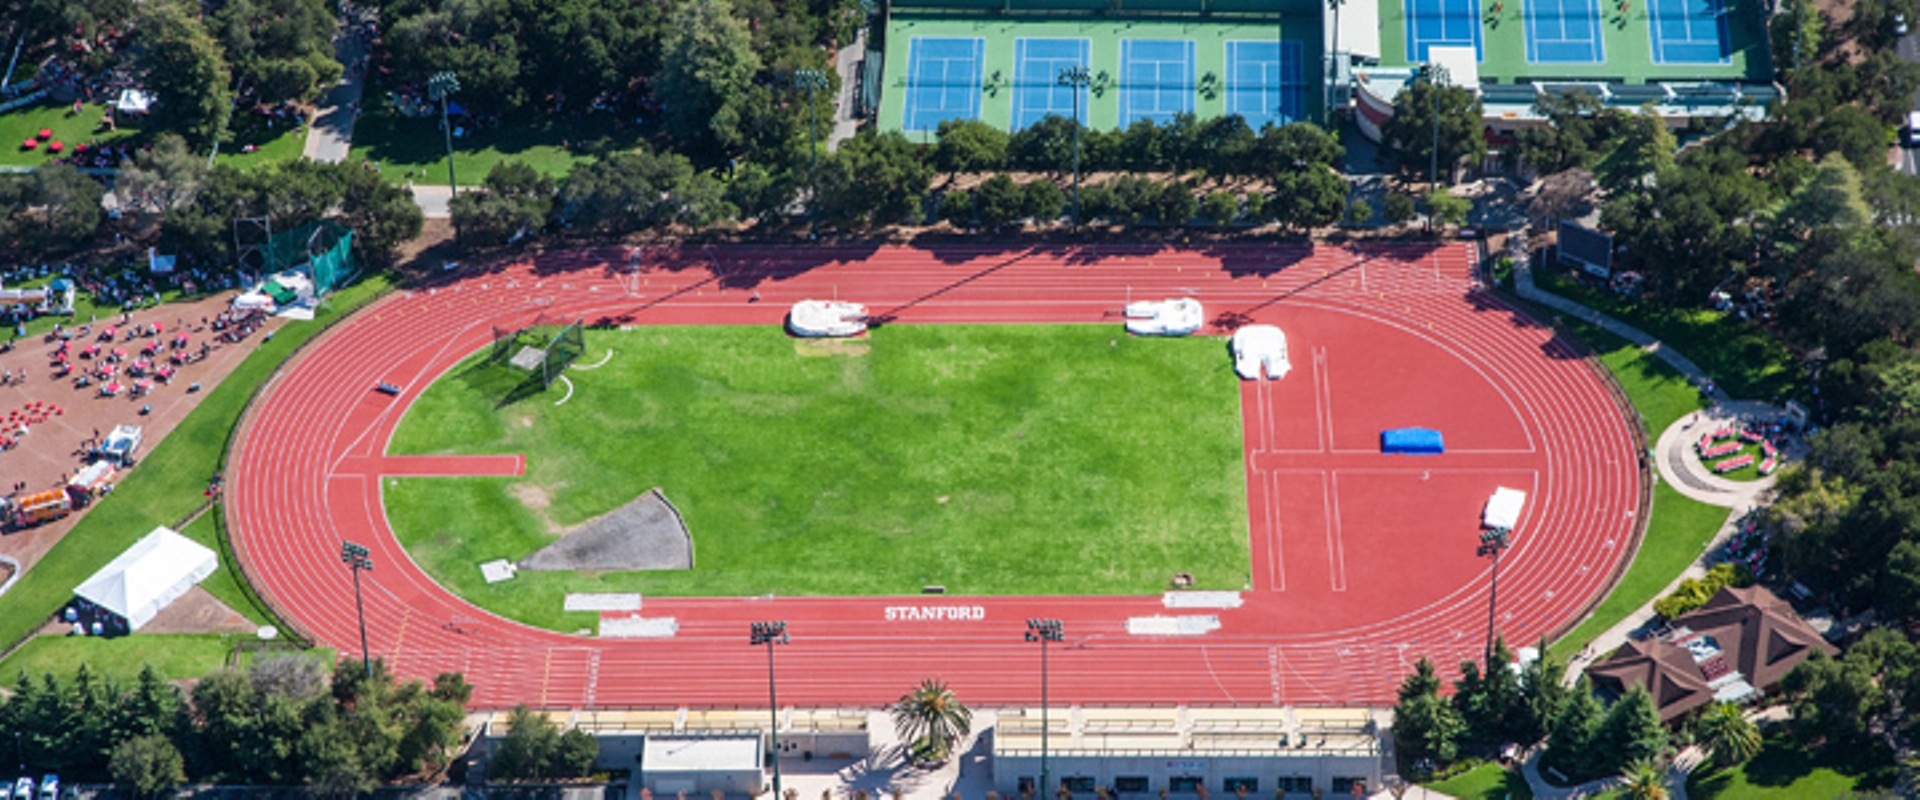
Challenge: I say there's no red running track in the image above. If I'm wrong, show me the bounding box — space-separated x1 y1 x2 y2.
228 243 1639 708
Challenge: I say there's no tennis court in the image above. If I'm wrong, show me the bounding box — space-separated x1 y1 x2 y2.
1405 0 1483 62
1225 40 1307 128
903 37 985 132
1648 0 1728 63
1120 39 1195 127
1013 38 1090 129
1526 0 1605 62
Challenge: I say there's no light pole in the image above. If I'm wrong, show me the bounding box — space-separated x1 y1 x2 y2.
1057 67 1090 229
793 69 829 241
1426 63 1449 190
340 541 375 679
428 71 461 198
1477 527 1512 666
1326 0 1346 127
1025 618 1064 799
751 621 790 800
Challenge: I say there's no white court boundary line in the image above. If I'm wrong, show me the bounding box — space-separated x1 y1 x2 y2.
553 374 575 406
570 349 616 370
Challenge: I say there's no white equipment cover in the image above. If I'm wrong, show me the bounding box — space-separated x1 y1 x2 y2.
1483 487 1527 529
787 300 868 338
1231 324 1291 380
1124 297 1205 336
74 527 217 630
115 89 153 115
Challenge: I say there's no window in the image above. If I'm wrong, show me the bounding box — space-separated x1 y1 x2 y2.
1169 777 1203 794
1222 778 1258 794
1063 777 1097 794
1276 777 1313 794
1115 777 1150 794
1331 777 1367 794
1018 777 1036 795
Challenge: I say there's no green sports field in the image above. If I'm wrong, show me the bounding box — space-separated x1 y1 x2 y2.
387 324 1249 632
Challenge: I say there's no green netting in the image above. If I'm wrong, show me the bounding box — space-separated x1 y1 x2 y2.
263 220 355 296
541 320 587 388
488 315 587 397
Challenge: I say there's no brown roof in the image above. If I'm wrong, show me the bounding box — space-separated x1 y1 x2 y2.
1587 584 1837 721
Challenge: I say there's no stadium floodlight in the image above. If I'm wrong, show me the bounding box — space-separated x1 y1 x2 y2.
1057 67 1091 229
1025 618 1065 798
1477 527 1512 666
793 69 831 241
340 540 375 678
428 71 461 199
750 621 791 800
1426 63 1449 191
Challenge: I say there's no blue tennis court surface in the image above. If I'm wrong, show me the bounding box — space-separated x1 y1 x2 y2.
1405 0 1483 61
903 38 984 132
1225 41 1307 128
1648 0 1729 63
1013 39 1090 129
1120 40 1194 127
1526 0 1604 62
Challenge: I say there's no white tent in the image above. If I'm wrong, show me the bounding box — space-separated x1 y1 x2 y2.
74 527 217 630
115 89 153 115
1483 487 1527 530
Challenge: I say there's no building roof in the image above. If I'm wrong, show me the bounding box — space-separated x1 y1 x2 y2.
1588 584 1836 721
642 735 762 773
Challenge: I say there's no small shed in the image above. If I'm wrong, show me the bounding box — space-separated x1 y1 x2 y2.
641 735 763 797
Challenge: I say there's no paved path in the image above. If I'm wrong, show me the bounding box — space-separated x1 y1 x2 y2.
304 9 371 164
1513 256 1730 405
829 26 867 151
410 183 452 218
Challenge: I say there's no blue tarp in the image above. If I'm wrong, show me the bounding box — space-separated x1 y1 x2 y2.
1381 427 1445 455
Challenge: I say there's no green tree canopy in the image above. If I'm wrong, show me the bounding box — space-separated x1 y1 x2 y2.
655 0 762 154
1381 77 1484 184
134 0 235 147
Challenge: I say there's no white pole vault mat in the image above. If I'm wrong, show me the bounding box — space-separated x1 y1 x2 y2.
1163 591 1243 608
566 593 643 612
600 616 678 638
1127 615 1222 636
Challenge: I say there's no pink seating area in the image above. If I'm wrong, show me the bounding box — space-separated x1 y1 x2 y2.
1739 429 1765 443
1759 457 1779 475
1761 440 1778 458
1714 454 1756 473
1700 441 1743 460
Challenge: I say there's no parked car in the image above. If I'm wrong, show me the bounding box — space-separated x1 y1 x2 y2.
36 775 55 800
1898 13 1909 34
13 777 32 800
1 779 14 800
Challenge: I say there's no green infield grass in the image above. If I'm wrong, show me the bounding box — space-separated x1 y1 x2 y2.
387 324 1250 632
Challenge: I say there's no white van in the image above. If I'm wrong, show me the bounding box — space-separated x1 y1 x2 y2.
36 775 55 800
1907 111 1920 146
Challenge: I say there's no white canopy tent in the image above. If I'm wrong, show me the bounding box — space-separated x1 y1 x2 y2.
115 89 153 115
1483 487 1527 530
74 527 217 630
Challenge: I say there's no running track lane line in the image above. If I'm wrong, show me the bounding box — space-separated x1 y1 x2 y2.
333 454 527 477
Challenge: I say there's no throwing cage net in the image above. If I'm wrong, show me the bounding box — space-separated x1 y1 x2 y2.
489 315 586 391
263 220 355 297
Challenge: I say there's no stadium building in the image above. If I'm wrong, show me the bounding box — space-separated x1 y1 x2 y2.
870 0 1776 141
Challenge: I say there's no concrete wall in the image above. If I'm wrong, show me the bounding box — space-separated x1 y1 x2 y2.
993 752 1382 798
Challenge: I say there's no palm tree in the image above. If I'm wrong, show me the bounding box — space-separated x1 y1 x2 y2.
892 679 973 762
1697 702 1763 767
1619 758 1670 800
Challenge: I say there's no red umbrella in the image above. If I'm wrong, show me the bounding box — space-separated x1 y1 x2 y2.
48 141 63 153
75 143 87 152
21 139 35 150
36 128 50 139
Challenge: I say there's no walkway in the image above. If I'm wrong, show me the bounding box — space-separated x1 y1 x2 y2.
829 26 867 151
303 3 372 163
1509 256 1791 800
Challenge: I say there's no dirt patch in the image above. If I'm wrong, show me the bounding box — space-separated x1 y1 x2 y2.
517 415 535 428
137 585 261 634
512 482 551 509
517 487 693 571
794 338 870 357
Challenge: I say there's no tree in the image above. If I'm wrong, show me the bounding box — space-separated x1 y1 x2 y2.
1390 659 1464 771
814 130 932 229
940 190 974 230
1515 90 1621 175
1515 643 1568 745
1696 702 1761 768
1203 191 1240 227
1425 189 1471 229
1814 105 1894 172
557 147 733 233
1009 115 1080 174
554 728 599 777
451 162 558 246
1785 648 1887 747
1383 192 1418 227
1597 685 1668 771
339 167 425 267
110 735 186 800
654 0 761 153
1153 181 1196 226
1545 678 1604 781
1021 180 1065 225
1193 115 1256 178
134 0 235 147
491 705 562 779
1777 153 1872 238
1452 640 1523 746
1343 198 1373 227
933 119 1010 176
210 0 342 104
1595 111 1676 196
892 679 973 762
30 163 103 249
1527 168 1595 230
974 174 1025 231
1618 758 1670 800
116 134 210 216
1381 77 1484 183
1270 169 1347 232
1250 122 1343 182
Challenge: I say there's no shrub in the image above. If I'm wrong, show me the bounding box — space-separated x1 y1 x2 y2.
1654 563 1753 619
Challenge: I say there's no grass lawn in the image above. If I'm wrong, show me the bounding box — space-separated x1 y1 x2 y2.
1687 735 1896 799
347 79 644 185
0 633 238 682
1425 763 1535 800
0 276 392 654
0 100 302 172
1535 267 1797 402
388 325 1250 633
178 509 267 627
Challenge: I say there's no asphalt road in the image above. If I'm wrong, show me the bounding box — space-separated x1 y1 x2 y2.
1897 29 1920 175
